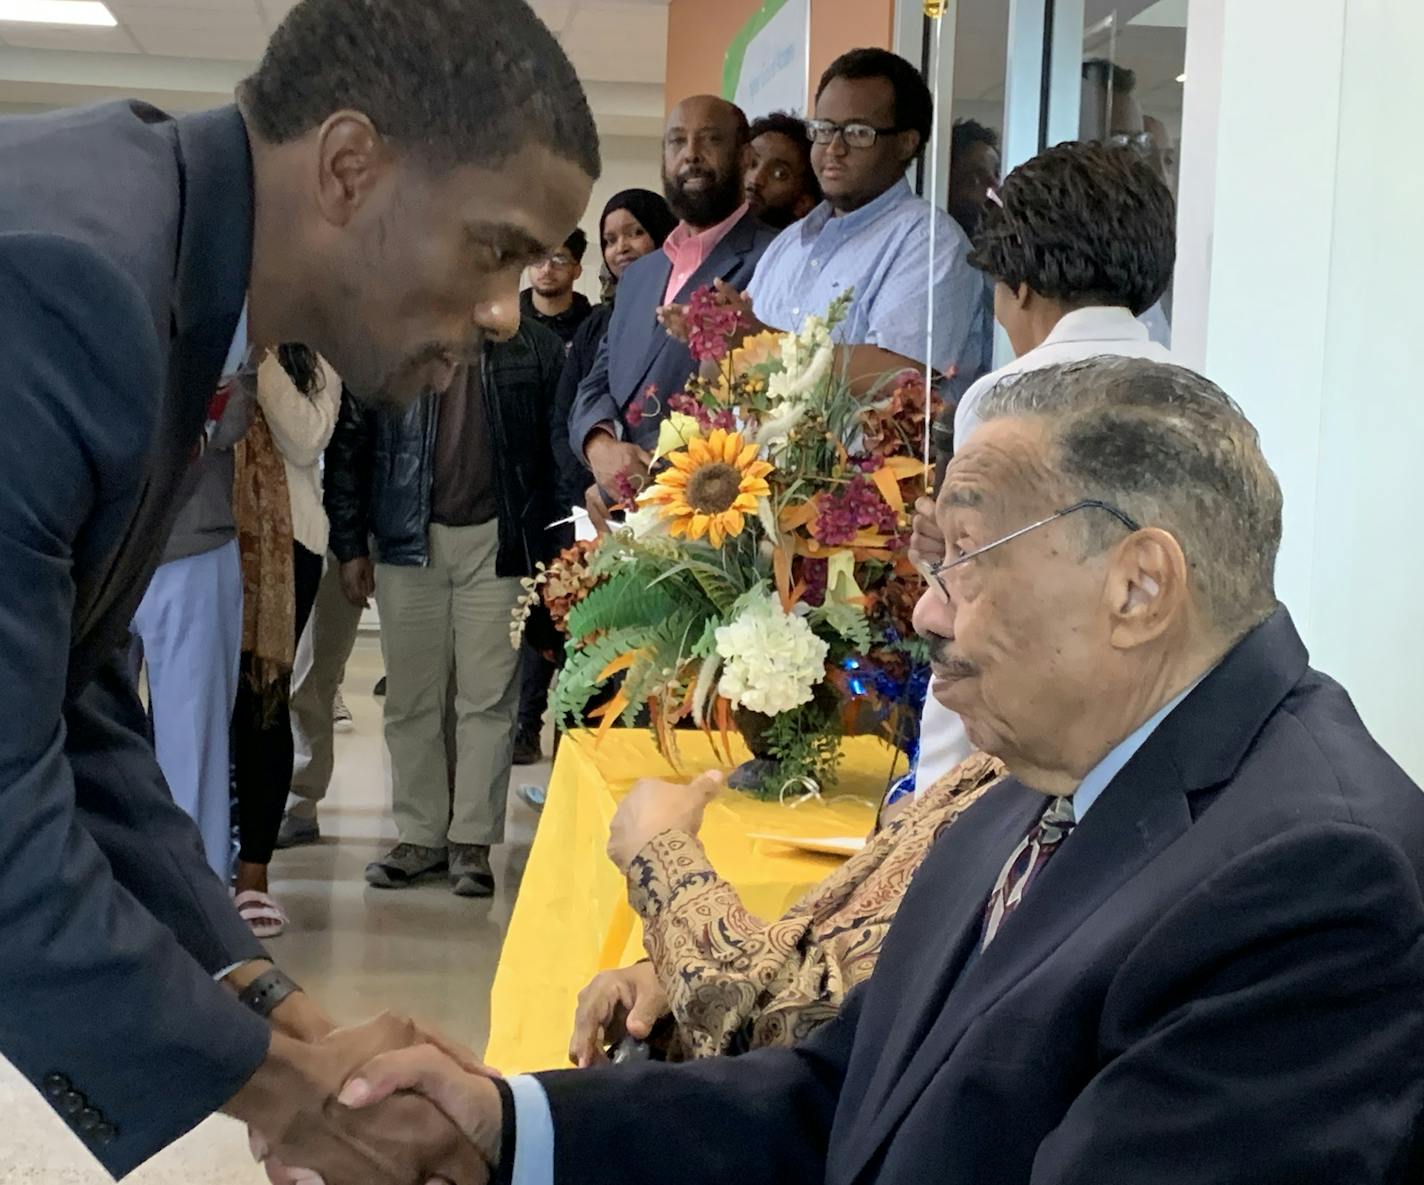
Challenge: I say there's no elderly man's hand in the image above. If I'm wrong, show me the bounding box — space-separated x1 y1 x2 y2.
569 961 669 1068
607 770 725 873
234 1014 496 1185
909 494 946 567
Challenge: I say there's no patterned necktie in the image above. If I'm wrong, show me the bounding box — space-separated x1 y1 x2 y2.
980 796 1077 950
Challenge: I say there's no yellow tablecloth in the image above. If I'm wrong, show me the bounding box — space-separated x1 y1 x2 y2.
485 729 900 1073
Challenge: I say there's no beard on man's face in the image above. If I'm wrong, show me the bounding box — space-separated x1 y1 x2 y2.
663 163 744 227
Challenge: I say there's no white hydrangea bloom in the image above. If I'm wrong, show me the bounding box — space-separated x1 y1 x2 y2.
715 591 829 716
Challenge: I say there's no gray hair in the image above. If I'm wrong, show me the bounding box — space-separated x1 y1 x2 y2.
975 357 1283 639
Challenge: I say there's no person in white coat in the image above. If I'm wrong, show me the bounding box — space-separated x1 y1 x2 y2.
913 141 1179 789
230 348 341 936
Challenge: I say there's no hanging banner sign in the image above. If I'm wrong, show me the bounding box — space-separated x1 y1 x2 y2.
722 0 812 119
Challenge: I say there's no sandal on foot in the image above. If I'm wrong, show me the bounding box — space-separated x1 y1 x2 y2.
234 890 289 939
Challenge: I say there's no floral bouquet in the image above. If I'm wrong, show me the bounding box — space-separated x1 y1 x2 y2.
514 288 936 799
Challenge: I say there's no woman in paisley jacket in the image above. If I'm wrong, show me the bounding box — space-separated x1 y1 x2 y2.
569 752 1006 1066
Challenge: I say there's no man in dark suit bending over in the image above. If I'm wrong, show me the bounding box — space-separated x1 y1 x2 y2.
0 0 596 1181
345 357 1424 1185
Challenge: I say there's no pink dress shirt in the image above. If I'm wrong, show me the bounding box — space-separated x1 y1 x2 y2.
661 203 749 305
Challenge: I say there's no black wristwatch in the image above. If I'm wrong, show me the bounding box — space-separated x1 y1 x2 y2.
237 968 302 1019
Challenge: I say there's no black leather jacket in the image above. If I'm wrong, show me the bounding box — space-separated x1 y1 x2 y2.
324 319 565 577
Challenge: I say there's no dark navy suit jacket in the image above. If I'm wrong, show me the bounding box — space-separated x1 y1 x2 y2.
0 102 270 1176
533 609 1424 1184
567 209 776 458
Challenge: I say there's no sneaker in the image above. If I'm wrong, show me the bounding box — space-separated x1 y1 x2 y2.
373 676 387 697
516 784 547 812
275 812 320 849
365 842 448 889
448 843 495 898
333 691 355 733
512 730 543 765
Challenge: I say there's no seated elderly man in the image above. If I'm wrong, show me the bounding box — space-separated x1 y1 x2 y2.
339 358 1424 1185
567 752 1005 1067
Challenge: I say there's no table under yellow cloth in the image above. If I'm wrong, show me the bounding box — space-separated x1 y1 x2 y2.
485 729 900 1073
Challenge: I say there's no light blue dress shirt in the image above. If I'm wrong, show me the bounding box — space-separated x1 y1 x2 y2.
504 678 1204 1183
1068 679 1200 822
745 177 987 387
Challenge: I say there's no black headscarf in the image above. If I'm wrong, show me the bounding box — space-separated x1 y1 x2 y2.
599 188 677 250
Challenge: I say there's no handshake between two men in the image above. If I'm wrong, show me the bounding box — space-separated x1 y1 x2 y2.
224 985 505 1185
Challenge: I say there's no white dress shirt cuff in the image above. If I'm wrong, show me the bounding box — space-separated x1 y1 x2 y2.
507 1074 556 1185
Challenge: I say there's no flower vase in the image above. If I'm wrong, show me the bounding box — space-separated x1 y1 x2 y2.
728 707 783 794
728 683 842 799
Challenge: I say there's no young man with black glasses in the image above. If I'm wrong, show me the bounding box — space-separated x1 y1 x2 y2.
521 228 594 349
664 48 987 400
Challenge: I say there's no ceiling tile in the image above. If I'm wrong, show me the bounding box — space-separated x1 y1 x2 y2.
116 4 265 32
258 0 295 31
563 0 666 84
127 24 267 59
0 23 142 53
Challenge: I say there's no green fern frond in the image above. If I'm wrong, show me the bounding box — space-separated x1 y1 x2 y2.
565 572 686 640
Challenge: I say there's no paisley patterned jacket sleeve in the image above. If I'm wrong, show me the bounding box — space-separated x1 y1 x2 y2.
624 753 1007 1058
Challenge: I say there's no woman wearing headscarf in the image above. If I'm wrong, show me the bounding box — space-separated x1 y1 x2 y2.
550 189 676 521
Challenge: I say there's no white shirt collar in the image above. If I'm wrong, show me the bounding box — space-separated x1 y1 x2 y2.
1039 304 1151 351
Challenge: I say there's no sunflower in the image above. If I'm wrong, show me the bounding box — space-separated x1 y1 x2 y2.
645 428 774 547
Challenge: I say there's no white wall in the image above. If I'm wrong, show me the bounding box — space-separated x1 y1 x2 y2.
1175 0 1424 778
551 130 663 303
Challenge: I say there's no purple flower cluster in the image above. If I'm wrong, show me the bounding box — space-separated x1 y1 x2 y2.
668 392 736 434
686 285 745 364
813 475 898 546
800 558 828 607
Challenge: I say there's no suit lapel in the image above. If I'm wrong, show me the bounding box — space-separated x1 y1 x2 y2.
674 211 759 303
841 608 1311 1183
78 105 253 663
618 212 762 408
615 251 676 409
839 781 1044 1138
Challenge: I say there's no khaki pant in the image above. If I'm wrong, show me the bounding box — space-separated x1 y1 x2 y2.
375 521 523 848
286 552 363 821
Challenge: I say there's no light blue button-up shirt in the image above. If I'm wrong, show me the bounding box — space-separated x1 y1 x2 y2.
1070 678 1200 822
504 678 1205 1183
745 176 987 388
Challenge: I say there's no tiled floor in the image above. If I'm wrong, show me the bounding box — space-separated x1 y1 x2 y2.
0 637 551 1182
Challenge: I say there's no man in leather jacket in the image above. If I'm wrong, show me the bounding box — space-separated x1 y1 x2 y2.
325 318 564 898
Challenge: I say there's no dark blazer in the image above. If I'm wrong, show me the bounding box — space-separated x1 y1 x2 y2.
551 301 613 517
534 608 1424 1185
0 102 270 1176
567 210 777 457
